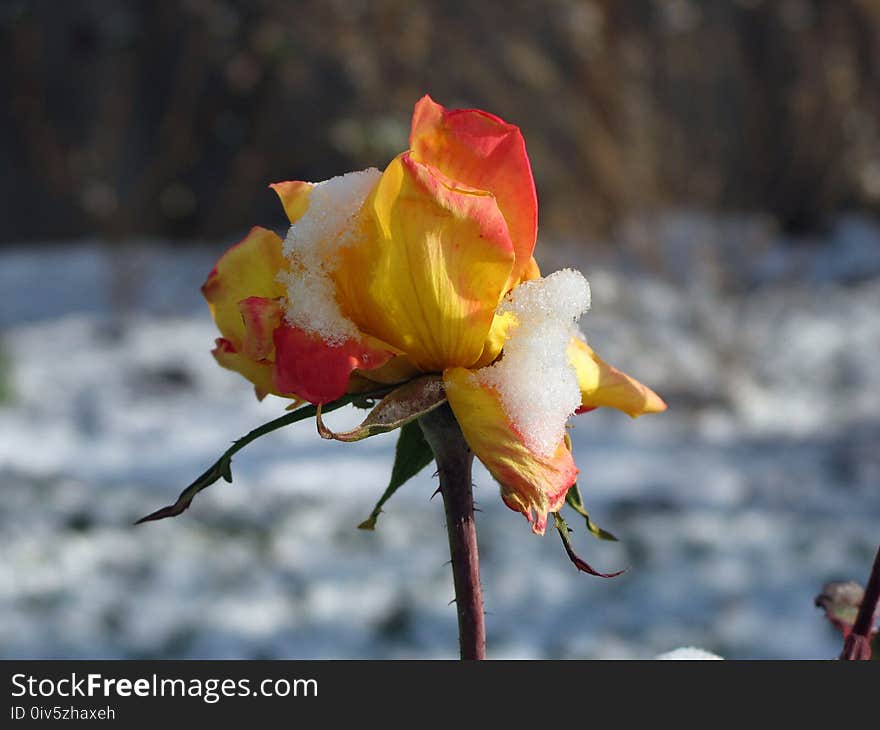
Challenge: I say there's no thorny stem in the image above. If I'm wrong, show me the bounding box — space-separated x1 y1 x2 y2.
419 404 486 660
840 544 880 660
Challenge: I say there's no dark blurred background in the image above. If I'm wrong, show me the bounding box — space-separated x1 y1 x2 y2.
3 0 879 245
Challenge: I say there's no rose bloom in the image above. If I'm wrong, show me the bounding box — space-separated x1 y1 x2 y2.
203 96 665 534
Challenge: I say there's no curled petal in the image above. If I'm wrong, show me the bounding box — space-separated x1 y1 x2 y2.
269 180 313 224
211 338 277 401
568 338 667 417
273 324 394 405
473 310 516 369
444 367 578 535
334 152 515 372
410 95 538 288
317 375 445 442
201 226 286 348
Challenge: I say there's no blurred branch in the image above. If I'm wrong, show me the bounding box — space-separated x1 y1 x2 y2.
839 545 880 660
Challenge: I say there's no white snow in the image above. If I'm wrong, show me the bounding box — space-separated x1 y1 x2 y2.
478 269 590 456
279 168 380 345
656 647 723 660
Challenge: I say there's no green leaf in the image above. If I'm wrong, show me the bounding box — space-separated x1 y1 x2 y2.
317 375 445 442
552 511 625 578
135 393 377 525
358 421 435 530
565 483 618 541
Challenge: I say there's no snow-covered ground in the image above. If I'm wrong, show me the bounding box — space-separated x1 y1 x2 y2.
1 212 878 659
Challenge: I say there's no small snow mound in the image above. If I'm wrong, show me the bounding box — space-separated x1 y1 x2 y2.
656 647 724 660
501 267 591 323
478 269 590 457
280 168 381 345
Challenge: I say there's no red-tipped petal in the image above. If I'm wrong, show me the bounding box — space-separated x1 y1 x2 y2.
272 324 394 405
444 367 578 535
410 95 537 287
334 152 515 372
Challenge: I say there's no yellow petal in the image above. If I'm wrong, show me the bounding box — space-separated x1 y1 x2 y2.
472 310 516 369
269 180 313 224
568 337 667 417
334 153 515 372
201 226 286 348
472 256 542 368
444 367 578 535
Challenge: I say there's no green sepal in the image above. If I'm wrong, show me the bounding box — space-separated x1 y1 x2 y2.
136 393 377 524
358 421 434 530
552 511 624 578
565 483 618 541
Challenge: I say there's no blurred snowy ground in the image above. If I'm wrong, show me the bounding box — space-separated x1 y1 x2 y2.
1 212 878 659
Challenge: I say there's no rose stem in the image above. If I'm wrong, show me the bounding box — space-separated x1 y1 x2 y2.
840 543 880 660
419 404 486 660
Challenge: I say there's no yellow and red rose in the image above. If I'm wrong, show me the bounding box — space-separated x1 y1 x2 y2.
202 95 665 534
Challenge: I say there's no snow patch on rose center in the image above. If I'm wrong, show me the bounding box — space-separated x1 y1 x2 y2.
478 269 591 457
280 168 380 345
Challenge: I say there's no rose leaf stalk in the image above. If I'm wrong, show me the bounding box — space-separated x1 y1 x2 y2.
419 403 486 660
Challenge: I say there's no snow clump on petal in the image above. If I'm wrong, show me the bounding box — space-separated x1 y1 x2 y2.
477 268 591 457
280 168 381 346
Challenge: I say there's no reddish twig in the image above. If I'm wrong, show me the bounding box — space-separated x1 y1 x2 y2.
839 544 880 660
